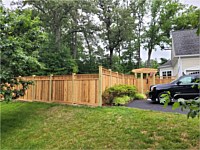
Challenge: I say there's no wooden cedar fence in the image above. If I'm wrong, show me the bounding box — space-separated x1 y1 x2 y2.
18 67 176 106
18 66 135 106
134 76 176 94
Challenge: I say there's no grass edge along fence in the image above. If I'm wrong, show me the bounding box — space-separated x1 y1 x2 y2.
17 66 135 106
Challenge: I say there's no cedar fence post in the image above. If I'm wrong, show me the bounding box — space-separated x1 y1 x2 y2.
123 74 125 84
153 73 155 85
116 72 119 84
49 74 53 101
32 75 35 101
141 73 144 94
134 73 137 87
98 66 103 106
109 69 112 87
72 73 76 103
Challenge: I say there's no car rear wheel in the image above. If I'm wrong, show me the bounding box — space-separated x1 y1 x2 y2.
158 92 171 104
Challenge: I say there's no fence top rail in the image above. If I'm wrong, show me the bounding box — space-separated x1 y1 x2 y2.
132 68 157 74
75 74 98 76
75 74 99 78
124 74 134 77
19 78 99 81
101 67 135 79
16 74 99 79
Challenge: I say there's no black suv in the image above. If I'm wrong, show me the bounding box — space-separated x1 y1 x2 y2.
148 74 200 103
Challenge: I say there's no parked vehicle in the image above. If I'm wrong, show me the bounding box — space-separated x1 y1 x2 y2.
148 74 200 103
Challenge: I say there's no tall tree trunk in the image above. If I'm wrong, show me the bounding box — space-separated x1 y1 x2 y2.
137 16 142 69
55 26 61 50
137 36 141 68
72 32 77 59
70 31 78 59
84 31 92 72
71 10 78 59
53 11 61 51
147 49 152 68
109 48 113 68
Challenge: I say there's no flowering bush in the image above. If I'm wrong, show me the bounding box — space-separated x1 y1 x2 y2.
0 78 33 102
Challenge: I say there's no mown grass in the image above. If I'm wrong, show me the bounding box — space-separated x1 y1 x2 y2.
1 101 200 149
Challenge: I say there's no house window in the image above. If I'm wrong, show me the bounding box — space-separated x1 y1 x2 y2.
189 71 200 75
167 71 172 76
162 71 172 77
162 71 166 76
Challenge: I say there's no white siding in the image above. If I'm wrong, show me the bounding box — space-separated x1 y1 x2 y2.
173 61 179 77
181 56 200 74
172 56 199 77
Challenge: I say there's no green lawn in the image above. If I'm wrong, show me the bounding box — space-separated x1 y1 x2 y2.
1 101 199 149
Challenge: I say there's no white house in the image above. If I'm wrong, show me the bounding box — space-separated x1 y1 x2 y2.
159 29 200 78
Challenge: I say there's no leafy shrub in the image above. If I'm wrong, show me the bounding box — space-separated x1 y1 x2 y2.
134 93 146 100
113 96 131 106
102 84 137 105
161 91 200 118
0 77 33 102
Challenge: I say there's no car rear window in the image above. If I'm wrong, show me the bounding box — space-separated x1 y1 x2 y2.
179 76 192 84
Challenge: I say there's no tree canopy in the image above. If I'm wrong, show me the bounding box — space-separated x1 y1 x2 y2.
1 0 199 77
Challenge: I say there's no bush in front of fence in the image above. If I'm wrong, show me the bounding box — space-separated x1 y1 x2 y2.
0 77 33 102
102 84 137 105
134 93 146 100
113 96 131 106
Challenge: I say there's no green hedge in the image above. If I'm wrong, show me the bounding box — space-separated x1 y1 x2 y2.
134 93 146 100
102 84 137 105
113 96 131 106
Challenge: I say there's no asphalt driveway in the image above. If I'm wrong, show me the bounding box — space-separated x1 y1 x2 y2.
127 100 189 114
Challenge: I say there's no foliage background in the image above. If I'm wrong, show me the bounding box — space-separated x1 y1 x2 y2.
1 0 199 77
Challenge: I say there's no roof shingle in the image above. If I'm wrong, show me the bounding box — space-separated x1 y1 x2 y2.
172 29 200 56
159 60 172 68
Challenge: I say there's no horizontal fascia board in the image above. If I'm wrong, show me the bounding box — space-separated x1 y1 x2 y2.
174 54 200 57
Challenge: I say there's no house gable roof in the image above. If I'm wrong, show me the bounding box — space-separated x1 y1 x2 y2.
159 60 172 68
172 29 200 56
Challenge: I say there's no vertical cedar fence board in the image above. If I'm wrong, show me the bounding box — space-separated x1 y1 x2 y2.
17 67 177 106
101 68 135 92
73 77 99 105
17 74 99 106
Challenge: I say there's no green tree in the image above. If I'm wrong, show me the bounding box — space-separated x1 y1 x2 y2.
96 0 134 69
0 6 46 77
19 0 200 73
173 5 200 34
130 0 148 68
140 59 159 69
23 0 82 74
38 44 78 75
23 0 75 51
144 0 199 67
0 6 45 101
159 58 168 65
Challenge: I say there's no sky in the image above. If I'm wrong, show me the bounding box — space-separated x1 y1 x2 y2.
2 0 200 62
